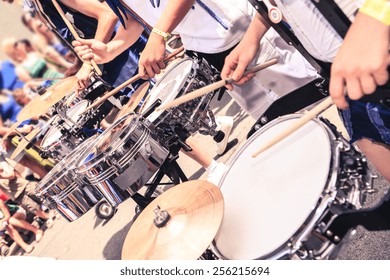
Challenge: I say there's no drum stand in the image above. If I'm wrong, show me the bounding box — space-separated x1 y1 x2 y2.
324 189 390 245
131 150 189 210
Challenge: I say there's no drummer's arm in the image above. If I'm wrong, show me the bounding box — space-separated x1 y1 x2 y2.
221 13 270 89
72 15 144 64
60 0 118 43
138 0 195 78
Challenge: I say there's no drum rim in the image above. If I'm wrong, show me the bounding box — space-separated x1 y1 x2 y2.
213 113 339 260
141 57 195 122
74 112 139 172
35 135 98 195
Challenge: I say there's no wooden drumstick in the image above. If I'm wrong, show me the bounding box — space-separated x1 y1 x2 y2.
156 58 278 112
115 82 150 121
81 46 185 114
251 96 334 158
52 0 102 76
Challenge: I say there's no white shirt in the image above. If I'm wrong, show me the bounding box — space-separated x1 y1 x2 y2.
122 0 255 53
273 0 361 62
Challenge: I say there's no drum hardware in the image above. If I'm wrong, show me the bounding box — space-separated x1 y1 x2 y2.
252 96 333 157
140 57 222 143
322 190 390 245
121 180 224 260
156 58 278 112
74 113 170 209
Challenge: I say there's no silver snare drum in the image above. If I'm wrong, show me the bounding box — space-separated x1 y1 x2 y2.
212 114 372 260
141 57 219 146
40 100 90 161
75 113 169 207
35 136 102 222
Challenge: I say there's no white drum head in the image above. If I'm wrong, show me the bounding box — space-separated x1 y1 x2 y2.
41 124 62 148
214 116 332 259
141 58 193 122
64 100 89 125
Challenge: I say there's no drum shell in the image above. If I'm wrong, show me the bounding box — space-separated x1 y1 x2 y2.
75 114 169 207
35 136 102 222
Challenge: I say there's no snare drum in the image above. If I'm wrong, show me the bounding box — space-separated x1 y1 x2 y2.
41 100 90 160
212 114 371 260
75 113 169 207
35 136 102 222
141 57 219 145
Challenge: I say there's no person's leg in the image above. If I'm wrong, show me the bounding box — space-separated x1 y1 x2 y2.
340 100 390 183
9 213 44 242
182 137 227 186
20 194 52 221
19 155 49 179
5 225 34 253
183 137 212 168
356 139 390 182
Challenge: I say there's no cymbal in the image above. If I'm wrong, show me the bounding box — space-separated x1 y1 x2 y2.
121 180 224 260
10 126 41 160
17 76 77 122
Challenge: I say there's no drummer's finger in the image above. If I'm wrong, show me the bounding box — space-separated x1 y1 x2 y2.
144 64 155 78
151 63 162 75
81 53 95 61
231 60 248 82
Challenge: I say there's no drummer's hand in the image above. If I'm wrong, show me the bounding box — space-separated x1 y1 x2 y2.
72 39 110 64
221 40 259 91
138 34 167 79
75 62 93 90
329 13 390 109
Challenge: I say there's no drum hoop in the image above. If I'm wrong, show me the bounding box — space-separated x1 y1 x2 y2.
36 136 98 196
214 113 341 260
152 57 194 89
75 112 140 172
141 57 195 121
41 124 63 148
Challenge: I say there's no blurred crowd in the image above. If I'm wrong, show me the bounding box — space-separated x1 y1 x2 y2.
0 9 68 257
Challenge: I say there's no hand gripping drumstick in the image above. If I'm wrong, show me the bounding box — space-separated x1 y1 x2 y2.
156 58 278 112
52 0 102 76
81 46 185 114
251 96 334 158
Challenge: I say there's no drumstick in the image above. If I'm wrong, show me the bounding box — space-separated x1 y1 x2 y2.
81 46 185 114
114 82 150 121
52 0 102 76
156 58 278 112
2 122 22 140
251 96 334 158
10 126 41 160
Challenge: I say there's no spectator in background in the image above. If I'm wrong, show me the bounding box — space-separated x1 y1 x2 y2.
1 189 44 254
21 11 74 72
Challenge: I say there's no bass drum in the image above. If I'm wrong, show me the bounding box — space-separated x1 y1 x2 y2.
211 114 372 260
